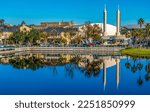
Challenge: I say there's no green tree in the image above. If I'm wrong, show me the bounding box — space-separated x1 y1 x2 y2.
40 32 50 44
146 24 150 37
145 24 150 46
138 18 145 28
21 21 26 25
8 29 41 46
9 31 25 45
0 19 5 26
81 24 102 41
28 29 40 45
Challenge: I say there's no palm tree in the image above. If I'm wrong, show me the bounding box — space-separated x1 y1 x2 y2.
145 24 150 47
138 18 145 29
131 29 138 45
0 19 5 26
21 21 26 25
146 24 150 36
136 29 144 46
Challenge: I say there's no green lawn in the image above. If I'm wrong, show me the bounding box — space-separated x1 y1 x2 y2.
121 48 150 57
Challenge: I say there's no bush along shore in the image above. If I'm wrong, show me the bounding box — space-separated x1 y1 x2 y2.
121 48 150 57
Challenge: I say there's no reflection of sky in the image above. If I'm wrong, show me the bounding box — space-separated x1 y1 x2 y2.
102 58 150 95
0 58 150 95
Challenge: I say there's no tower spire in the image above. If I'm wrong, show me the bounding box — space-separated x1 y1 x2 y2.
103 4 107 36
104 4 106 11
116 5 121 36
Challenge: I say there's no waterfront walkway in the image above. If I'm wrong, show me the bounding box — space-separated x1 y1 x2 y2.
0 47 124 55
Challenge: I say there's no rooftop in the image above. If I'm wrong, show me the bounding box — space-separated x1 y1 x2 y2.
123 24 146 29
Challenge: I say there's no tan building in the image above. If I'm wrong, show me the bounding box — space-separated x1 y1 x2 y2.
32 25 44 30
19 24 32 32
33 21 75 30
0 31 13 43
41 22 75 27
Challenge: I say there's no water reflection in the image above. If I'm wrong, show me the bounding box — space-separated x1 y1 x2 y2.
145 63 150 81
125 57 150 86
0 53 150 91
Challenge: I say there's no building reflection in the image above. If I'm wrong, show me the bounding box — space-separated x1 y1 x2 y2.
116 59 120 88
103 60 107 90
102 58 120 90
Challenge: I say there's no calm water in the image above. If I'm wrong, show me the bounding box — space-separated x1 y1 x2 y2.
0 53 150 95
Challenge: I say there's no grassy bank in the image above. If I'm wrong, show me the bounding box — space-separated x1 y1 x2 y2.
121 48 150 57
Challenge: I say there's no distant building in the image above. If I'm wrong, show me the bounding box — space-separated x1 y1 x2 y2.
42 27 79 44
123 24 146 30
0 31 13 43
41 22 74 27
0 26 18 43
32 25 44 30
19 23 32 32
32 21 75 30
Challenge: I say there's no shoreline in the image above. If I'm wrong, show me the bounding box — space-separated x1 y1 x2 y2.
121 48 150 57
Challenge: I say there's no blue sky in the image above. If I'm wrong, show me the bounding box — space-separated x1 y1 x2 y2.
0 0 149 25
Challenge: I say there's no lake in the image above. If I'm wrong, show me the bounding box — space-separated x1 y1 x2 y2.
0 53 150 95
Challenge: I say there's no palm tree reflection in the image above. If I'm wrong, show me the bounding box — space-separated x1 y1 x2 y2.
124 56 150 86
137 58 143 86
145 62 150 81
65 64 74 79
131 57 138 73
125 62 131 69
137 76 143 86
125 56 131 69
137 62 143 71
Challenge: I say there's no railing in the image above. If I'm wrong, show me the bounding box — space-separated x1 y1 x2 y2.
15 46 124 52
0 46 125 56
15 46 124 56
